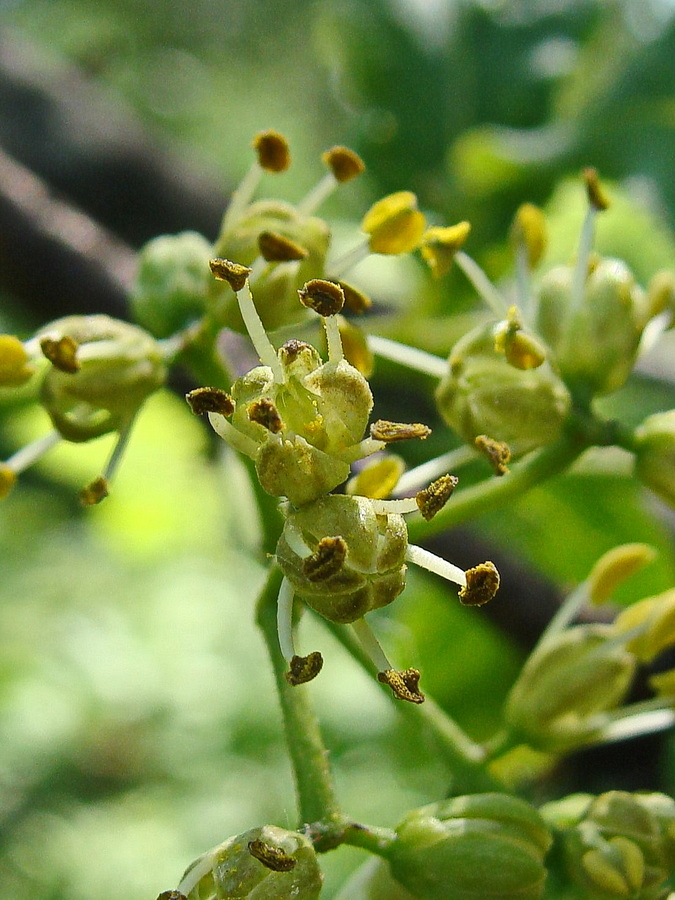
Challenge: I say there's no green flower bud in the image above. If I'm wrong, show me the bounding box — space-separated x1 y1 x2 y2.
504 625 636 753
132 231 213 338
435 320 571 456
536 258 647 397
634 410 675 507
213 200 330 332
215 339 373 506
334 857 418 900
178 825 322 900
37 315 167 442
544 791 675 900
388 793 552 900
276 494 408 623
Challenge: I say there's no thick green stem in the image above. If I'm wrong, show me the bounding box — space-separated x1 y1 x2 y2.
255 566 343 830
408 430 586 543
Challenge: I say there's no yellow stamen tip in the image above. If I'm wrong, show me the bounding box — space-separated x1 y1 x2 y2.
583 167 610 211
420 222 472 277
361 191 426 255
0 464 18 499
0 335 34 386
510 203 547 268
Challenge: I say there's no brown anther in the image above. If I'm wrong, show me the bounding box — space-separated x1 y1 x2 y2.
209 258 252 292
286 652 324 686
258 231 309 262
583 167 609 211
415 474 459 521
40 335 80 373
253 130 290 172
370 420 432 443
156 892 187 900
377 668 425 704
248 839 297 872
248 398 284 433
322 146 366 183
303 536 348 581
336 280 372 315
298 279 345 317
79 476 109 506
186 387 235 417
459 561 500 606
475 435 511 476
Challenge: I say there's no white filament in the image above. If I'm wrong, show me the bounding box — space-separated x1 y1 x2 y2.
406 544 467 587
277 577 296 663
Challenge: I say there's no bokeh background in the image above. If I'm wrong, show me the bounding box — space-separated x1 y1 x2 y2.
2 1 675 897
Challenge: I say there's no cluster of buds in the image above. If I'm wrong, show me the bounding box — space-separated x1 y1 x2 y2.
159 824 323 900
387 793 553 900
1 315 167 503
542 790 675 899
369 170 675 488
188 260 499 702
505 544 675 753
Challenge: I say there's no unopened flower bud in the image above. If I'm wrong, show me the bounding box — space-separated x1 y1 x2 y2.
544 791 675 900
634 410 675 507
435 320 571 456
132 231 213 338
276 494 408 623
388 793 552 900
536 258 647 397
213 200 330 332
177 825 322 900
37 315 166 442
504 625 636 752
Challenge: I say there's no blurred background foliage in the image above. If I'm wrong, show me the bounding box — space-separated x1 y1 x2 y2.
1 0 675 898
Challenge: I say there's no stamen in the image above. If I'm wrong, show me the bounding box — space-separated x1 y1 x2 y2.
571 170 608 314
283 519 313 559
458 561 500 606
207 411 260 459
248 398 284 433
475 435 511 476
406 543 467 586
393 444 477 496
324 315 344 364
4 430 61 474
286 652 324 686
40 335 80 373
219 131 289 234
370 420 431 443
454 251 509 318
258 231 308 263
210 259 284 381
186 387 235 417
79 476 109 506
351 617 392 672
248 840 297 872
298 279 345 317
220 161 264 233
415 474 458 521
297 146 365 216
369 496 419 516
277 576 296 662
297 173 338 216
302 536 348 581
336 436 386 464
328 238 370 279
377 668 425 704
79 418 137 506
367 335 448 379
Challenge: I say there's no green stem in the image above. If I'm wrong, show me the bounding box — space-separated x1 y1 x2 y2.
340 823 397 858
408 430 586 543
255 566 343 831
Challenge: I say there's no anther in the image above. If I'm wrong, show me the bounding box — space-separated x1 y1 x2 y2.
248 398 284 433
209 258 252 292
377 668 425 704
583 167 610 211
420 222 472 278
79 476 109 506
321 146 366 183
186 387 235 417
415 474 458 521
286 652 324 685
370 420 431 443
253 130 290 172
510 203 547 268
303 536 348 581
248 840 297 872
258 231 308 262
475 435 511 476
298 279 345 317
336 280 372 315
40 335 80 373
459 561 500 606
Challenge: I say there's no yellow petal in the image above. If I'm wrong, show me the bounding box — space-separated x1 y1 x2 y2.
361 191 426 255
614 589 675 661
